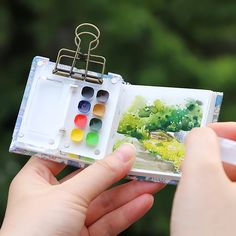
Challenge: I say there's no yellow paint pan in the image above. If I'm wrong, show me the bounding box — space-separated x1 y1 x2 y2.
71 128 84 142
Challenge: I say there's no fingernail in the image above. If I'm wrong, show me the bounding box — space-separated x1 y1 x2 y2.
115 143 136 163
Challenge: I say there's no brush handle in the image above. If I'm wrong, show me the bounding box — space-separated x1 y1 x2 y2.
220 138 236 165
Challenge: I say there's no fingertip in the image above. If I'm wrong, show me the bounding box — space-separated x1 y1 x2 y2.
186 127 218 147
124 143 136 152
185 127 219 157
120 143 136 155
208 122 236 129
129 180 165 196
187 126 216 137
113 143 136 163
182 127 223 178
208 122 216 129
140 194 155 210
208 122 236 141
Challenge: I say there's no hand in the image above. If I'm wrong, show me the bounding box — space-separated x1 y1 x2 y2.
171 122 236 236
0 144 164 236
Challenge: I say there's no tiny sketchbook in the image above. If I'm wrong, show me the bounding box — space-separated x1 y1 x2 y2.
10 24 223 184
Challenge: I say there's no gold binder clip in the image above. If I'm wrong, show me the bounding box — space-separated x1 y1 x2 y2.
53 23 106 84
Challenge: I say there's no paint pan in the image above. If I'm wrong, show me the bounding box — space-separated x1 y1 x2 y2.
97 90 109 103
86 132 99 146
81 86 94 99
74 114 87 129
71 128 84 142
78 100 91 113
89 118 102 131
93 104 105 117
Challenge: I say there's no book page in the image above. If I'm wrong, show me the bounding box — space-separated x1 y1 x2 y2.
111 84 216 178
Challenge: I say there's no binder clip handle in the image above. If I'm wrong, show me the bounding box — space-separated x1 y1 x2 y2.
74 23 100 52
53 23 106 84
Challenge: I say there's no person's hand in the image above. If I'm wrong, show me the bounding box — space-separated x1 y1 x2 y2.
0 144 164 236
171 122 236 236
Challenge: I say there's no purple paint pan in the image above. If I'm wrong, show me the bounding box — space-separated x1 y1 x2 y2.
81 86 94 99
97 90 109 103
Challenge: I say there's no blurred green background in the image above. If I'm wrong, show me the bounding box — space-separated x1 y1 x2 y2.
0 0 235 235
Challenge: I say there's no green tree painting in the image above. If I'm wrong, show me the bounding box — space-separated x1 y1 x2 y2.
115 96 202 171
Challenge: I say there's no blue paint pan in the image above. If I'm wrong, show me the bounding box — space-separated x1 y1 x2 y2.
78 100 91 113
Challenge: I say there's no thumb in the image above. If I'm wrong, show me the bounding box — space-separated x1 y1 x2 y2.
62 144 136 204
182 127 226 181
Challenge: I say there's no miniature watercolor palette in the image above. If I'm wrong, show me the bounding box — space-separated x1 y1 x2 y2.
65 88 108 147
10 56 224 184
11 56 123 160
59 80 120 159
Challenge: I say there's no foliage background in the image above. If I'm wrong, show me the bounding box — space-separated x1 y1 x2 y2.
0 0 235 235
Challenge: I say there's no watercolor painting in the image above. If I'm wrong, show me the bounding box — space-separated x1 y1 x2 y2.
113 96 203 173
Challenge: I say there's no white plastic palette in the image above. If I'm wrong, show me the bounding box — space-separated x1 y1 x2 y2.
14 57 123 160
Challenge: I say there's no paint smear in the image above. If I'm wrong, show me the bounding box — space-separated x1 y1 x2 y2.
89 118 102 131
78 100 91 113
97 90 109 103
71 128 84 142
93 104 105 117
74 114 87 129
82 86 94 99
68 153 80 159
86 132 99 146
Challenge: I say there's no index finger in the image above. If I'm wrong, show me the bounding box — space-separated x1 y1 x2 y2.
61 144 136 204
209 122 236 181
209 122 236 140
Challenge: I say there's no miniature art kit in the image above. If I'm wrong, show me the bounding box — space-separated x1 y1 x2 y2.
10 24 223 184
